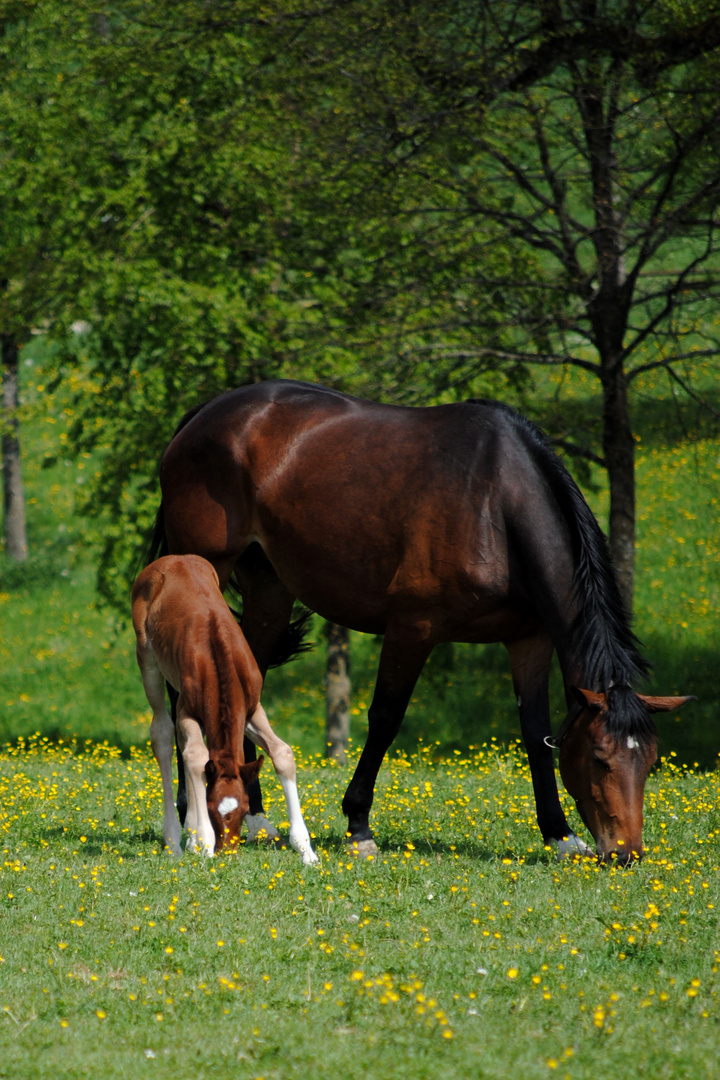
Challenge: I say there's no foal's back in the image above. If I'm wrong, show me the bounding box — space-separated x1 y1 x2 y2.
132 554 262 718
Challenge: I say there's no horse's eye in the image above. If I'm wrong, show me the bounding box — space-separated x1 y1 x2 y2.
592 755 611 772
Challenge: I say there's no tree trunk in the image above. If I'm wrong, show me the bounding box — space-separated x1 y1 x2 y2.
1 335 28 562
574 64 635 613
601 362 635 612
325 621 350 762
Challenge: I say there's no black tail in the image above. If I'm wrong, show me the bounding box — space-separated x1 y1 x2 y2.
226 570 315 668
267 608 315 669
141 502 168 570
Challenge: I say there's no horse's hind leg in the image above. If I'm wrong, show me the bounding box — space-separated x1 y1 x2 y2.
232 544 297 675
232 547 296 838
167 684 188 826
505 632 588 856
342 631 431 856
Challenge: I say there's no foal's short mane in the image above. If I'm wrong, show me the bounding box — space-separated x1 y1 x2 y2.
469 399 653 740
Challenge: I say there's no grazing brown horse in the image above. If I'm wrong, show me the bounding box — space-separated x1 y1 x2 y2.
132 554 318 863
148 380 692 864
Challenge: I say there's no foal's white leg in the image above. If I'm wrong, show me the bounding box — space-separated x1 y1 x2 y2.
176 713 215 856
245 705 318 865
137 646 182 857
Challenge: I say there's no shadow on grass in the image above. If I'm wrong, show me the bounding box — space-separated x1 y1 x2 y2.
317 830 553 866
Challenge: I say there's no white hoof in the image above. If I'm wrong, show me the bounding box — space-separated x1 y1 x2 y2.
299 844 320 866
245 814 281 843
347 838 379 860
289 830 319 865
185 831 215 857
552 833 592 861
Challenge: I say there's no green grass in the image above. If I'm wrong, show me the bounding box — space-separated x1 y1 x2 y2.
1 738 718 1079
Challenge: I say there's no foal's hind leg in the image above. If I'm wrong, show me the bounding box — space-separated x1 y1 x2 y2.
136 647 182 857
342 632 431 857
506 632 589 857
176 709 215 855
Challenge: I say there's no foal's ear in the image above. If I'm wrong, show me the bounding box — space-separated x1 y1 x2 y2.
637 694 697 714
570 686 605 711
239 754 264 787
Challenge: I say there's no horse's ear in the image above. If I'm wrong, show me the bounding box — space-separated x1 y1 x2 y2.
570 686 605 711
239 754 264 787
637 694 697 714
204 759 217 785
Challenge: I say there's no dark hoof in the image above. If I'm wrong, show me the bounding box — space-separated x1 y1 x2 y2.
346 837 379 860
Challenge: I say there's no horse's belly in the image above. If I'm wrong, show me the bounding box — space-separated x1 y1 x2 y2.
258 532 395 634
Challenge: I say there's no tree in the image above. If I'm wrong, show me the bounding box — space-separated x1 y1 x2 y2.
37 0 720 619
1 334 26 560
0 1 139 560
251 0 720 608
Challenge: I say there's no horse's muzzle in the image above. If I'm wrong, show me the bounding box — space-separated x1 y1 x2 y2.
597 843 643 866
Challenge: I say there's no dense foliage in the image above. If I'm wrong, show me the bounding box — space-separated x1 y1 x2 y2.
3 2 718 604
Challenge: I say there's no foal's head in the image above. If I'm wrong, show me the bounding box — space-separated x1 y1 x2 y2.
205 756 264 852
559 687 692 865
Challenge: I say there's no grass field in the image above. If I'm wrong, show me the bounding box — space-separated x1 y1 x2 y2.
1 738 718 1079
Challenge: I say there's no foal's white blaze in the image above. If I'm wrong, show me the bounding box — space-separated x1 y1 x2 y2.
626 736 639 750
217 796 239 817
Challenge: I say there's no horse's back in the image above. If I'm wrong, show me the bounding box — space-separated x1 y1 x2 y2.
159 383 573 639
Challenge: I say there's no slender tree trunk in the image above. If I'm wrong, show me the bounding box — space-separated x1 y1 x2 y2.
601 362 635 611
574 64 635 611
1 334 28 562
325 622 350 762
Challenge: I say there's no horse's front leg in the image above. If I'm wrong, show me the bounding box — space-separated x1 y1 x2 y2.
245 704 318 866
505 633 589 858
176 711 215 855
342 632 431 858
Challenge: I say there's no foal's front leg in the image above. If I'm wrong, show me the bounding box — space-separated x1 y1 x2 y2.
176 711 215 855
245 705 318 865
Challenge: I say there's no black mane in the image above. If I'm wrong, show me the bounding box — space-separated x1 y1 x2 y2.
470 399 652 739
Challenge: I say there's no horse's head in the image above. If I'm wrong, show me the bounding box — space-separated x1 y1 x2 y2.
205 756 264 852
558 687 693 865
